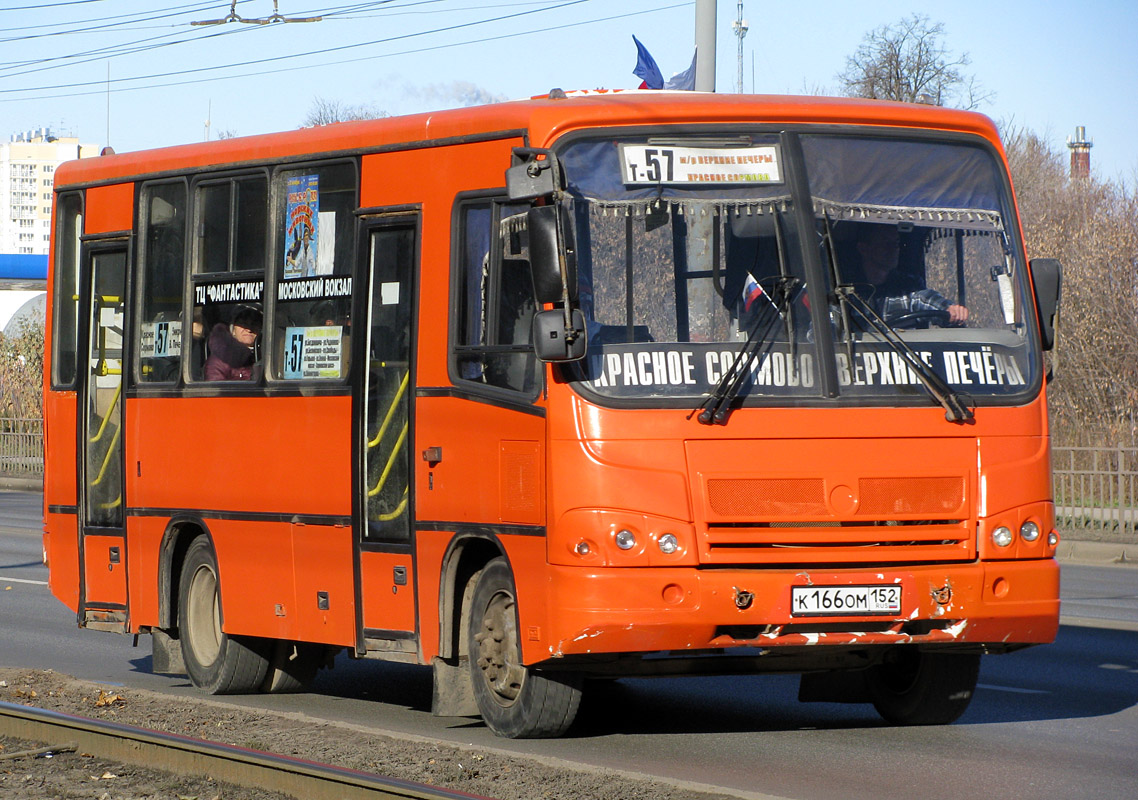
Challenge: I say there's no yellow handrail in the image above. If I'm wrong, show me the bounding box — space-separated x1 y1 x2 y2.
374 490 409 522
97 494 123 511
88 381 122 445
368 422 408 498
368 371 409 450
90 423 121 487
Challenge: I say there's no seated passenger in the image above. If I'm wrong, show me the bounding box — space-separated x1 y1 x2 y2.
856 224 968 325
204 304 261 381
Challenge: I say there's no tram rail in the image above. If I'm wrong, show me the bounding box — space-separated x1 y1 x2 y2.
0 700 490 800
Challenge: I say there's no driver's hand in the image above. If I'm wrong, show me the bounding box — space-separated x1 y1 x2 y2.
947 304 969 324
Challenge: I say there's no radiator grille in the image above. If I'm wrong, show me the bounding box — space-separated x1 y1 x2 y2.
857 477 965 516
700 475 972 564
707 478 826 516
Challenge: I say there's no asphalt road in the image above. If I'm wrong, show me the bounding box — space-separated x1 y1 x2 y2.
3 491 1137 800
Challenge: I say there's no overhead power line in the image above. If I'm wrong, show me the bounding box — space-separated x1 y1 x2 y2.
0 0 107 11
191 0 322 25
0 1 689 101
0 0 596 94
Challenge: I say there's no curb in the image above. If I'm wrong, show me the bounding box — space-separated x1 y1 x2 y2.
0 476 42 492
1056 539 1136 567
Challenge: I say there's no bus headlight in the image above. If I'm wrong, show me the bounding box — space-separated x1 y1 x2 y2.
992 526 1014 547
615 529 637 550
657 533 679 555
1020 520 1040 543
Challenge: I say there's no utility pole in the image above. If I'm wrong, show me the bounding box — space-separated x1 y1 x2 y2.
695 0 716 92
732 1 748 94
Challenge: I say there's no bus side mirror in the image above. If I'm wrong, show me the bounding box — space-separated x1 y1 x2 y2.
506 146 562 201
506 158 556 201
528 205 578 305
532 308 587 362
1029 258 1061 351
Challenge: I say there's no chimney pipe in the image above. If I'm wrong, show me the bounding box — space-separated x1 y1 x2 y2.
1066 125 1093 181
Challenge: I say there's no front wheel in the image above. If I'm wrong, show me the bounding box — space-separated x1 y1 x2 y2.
177 536 270 694
866 649 980 725
468 558 581 738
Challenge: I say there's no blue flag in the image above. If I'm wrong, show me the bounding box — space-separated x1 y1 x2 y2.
632 35 664 90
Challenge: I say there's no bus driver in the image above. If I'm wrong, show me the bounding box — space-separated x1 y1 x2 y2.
856 223 968 326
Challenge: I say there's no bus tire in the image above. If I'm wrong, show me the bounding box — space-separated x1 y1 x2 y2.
866 649 980 725
467 558 581 738
177 537 270 695
261 641 323 693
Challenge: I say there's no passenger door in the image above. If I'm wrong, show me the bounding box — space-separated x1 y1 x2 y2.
77 241 129 631
356 217 418 650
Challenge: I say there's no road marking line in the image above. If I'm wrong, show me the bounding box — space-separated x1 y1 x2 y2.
977 683 1049 695
1 576 48 586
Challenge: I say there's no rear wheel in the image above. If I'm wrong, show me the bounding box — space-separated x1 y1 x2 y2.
262 640 324 693
866 649 980 725
468 558 581 738
177 537 269 694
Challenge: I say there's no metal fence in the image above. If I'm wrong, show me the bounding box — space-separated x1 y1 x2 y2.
1 421 1135 535
0 417 43 478
1053 445 1137 535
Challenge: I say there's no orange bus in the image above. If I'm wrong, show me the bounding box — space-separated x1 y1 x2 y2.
43 91 1062 738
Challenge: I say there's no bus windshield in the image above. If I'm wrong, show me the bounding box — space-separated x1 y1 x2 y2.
559 132 1038 408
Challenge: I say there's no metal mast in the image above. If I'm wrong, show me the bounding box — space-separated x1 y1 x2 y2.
732 1 748 93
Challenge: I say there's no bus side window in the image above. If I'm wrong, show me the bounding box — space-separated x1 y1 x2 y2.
271 162 358 382
453 200 540 395
51 192 83 388
137 181 188 383
188 172 268 383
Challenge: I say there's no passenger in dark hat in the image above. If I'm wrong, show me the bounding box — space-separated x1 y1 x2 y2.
204 304 261 381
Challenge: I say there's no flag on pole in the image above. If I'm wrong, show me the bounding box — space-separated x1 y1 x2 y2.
632 35 664 90
665 49 698 91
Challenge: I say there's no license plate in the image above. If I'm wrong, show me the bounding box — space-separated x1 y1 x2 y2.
791 585 902 616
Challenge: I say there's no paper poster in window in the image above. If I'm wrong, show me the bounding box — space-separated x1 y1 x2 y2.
285 175 319 279
316 210 336 275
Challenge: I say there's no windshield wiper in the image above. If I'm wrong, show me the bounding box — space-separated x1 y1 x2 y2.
695 275 802 425
820 216 974 423
836 289 974 422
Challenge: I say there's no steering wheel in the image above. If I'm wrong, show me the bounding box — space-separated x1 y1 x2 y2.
885 309 956 329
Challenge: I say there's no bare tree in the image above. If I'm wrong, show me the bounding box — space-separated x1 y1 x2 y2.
1005 126 1138 446
837 14 990 109
0 315 44 421
302 97 387 127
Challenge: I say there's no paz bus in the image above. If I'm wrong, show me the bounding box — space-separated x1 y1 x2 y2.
43 91 1062 738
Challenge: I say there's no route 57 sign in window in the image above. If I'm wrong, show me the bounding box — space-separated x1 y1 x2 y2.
619 144 783 185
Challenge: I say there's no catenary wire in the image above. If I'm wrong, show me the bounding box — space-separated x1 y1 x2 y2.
0 0 600 93
0 1 687 101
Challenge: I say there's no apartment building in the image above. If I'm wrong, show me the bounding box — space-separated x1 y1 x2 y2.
1 128 98 256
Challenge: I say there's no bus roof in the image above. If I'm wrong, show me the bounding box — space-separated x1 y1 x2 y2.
53 91 1002 189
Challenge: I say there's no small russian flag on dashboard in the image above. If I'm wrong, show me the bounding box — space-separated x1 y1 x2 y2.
743 273 764 311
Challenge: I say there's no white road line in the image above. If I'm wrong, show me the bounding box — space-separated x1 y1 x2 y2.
976 682 1050 695
1 576 48 586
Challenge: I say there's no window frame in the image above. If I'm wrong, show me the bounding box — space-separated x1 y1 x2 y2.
185 168 270 385
266 158 360 386
50 190 84 390
133 177 190 385
448 191 543 403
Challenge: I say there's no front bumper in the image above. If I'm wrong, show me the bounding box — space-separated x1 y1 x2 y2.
535 558 1058 662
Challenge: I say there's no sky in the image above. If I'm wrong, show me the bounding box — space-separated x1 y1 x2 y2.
1 0 1136 183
